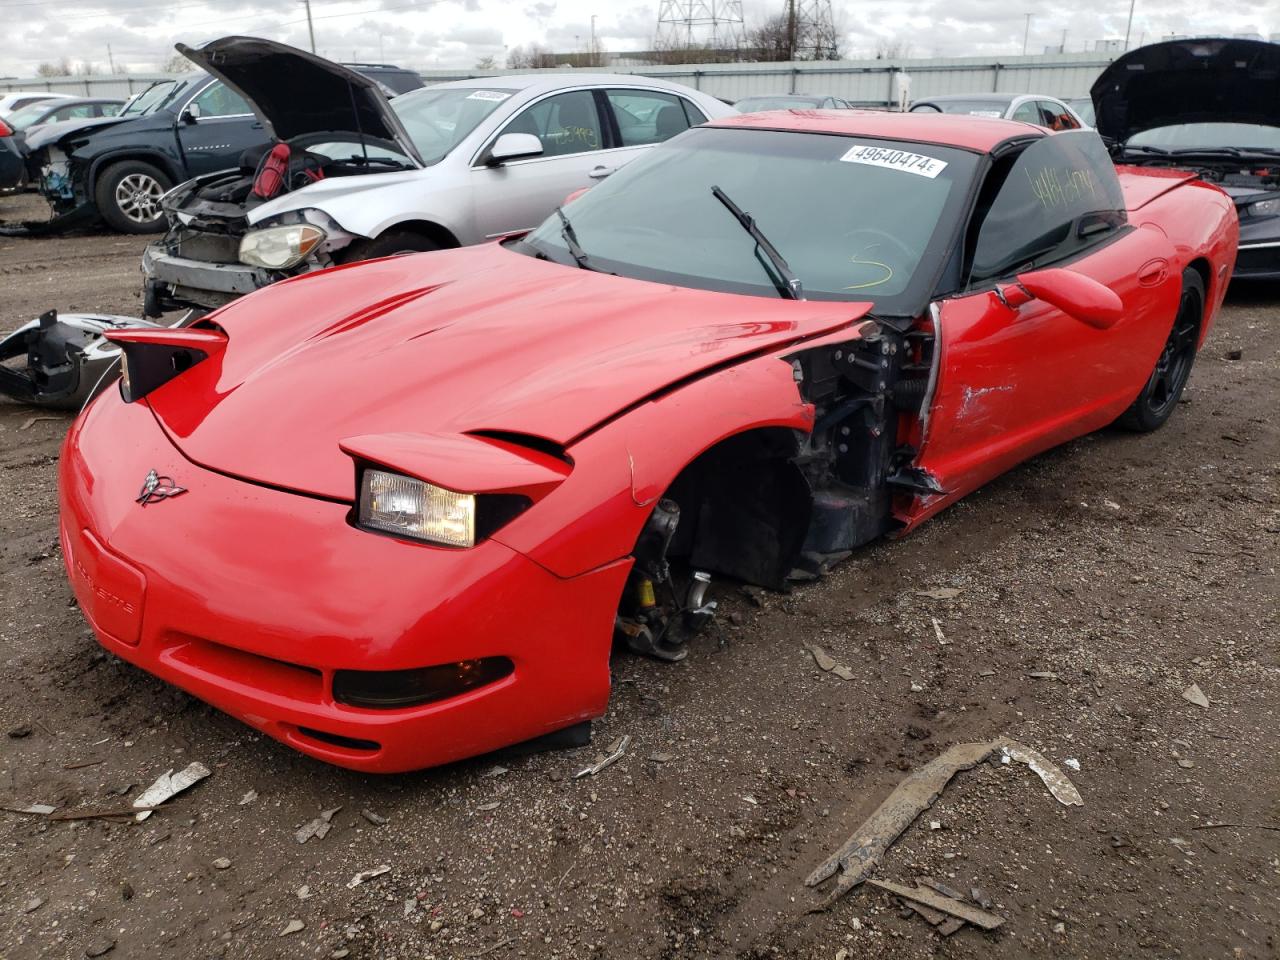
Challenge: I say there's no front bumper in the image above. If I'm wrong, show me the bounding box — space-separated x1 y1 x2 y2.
142 245 279 316
59 392 628 772
1232 242 1280 280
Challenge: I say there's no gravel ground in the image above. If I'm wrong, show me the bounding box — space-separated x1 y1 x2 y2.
0 191 1277 960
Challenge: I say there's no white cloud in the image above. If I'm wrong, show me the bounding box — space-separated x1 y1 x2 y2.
0 0 1273 75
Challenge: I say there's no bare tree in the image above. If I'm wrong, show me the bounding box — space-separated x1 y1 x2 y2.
874 38 914 60
73 61 101 76
474 54 497 70
744 10 842 61
158 52 190 73
35 58 72 77
505 43 558 69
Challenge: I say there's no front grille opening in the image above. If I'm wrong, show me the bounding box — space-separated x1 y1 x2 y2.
297 727 380 751
333 656 514 709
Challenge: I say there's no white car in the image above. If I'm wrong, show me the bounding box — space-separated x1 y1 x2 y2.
142 36 735 316
0 90 75 120
908 93 1088 130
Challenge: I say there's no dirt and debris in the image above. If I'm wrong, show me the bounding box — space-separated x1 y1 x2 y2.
573 734 631 778
295 806 342 844
868 877 1005 930
1182 682 1211 708
0 203 1277 958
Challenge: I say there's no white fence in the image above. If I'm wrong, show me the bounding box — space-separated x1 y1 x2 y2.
0 51 1117 106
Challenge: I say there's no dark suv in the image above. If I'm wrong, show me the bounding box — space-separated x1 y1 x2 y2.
23 61 422 234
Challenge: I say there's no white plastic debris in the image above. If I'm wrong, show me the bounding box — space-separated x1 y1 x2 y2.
1064 758 1081 772
1182 683 1210 708
18 803 56 815
999 742 1083 806
346 865 391 889
133 762 211 821
295 806 342 844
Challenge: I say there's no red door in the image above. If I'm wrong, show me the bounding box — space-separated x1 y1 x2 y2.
903 132 1183 527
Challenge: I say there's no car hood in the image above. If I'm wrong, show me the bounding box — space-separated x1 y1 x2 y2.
23 115 132 152
177 36 424 166
145 243 868 501
246 166 431 225
1091 37 1280 143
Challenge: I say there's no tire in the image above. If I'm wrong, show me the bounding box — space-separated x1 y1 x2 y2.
339 229 442 263
1116 267 1204 433
94 160 172 234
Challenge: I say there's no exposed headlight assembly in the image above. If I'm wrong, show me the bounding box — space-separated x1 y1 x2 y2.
1247 198 1280 218
238 223 326 269
358 469 476 548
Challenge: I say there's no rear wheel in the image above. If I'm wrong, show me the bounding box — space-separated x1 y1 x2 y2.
95 160 172 234
1116 268 1203 433
339 229 442 263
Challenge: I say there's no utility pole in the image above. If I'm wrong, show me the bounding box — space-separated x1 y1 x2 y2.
1060 28 1067 53
1021 13 1032 55
786 0 797 61
106 43 116 74
300 0 317 54
1123 0 1136 50
590 13 597 64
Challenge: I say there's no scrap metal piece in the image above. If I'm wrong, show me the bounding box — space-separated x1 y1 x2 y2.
998 742 1083 807
574 735 631 779
346 865 391 889
867 879 1004 930
806 737 1082 903
295 805 342 843
133 762 211 822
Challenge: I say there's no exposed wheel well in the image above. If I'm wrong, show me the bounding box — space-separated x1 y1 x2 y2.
1187 257 1211 338
380 219 461 249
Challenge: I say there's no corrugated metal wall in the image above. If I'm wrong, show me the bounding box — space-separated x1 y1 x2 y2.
0 52 1115 104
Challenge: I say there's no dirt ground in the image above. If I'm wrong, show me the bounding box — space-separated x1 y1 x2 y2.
0 190 1276 960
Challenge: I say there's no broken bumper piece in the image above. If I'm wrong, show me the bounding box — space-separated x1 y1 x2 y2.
59 393 627 773
0 311 156 409
142 245 277 316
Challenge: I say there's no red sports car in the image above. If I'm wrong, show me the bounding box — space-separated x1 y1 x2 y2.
59 111 1237 772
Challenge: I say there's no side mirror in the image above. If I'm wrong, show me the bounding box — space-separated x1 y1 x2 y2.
182 102 201 123
487 132 542 166
1000 267 1124 330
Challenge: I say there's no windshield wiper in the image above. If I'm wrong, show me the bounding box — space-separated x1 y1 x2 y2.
555 206 593 271
710 185 802 300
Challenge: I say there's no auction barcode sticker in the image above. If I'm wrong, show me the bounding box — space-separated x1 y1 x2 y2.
467 90 512 102
839 145 948 179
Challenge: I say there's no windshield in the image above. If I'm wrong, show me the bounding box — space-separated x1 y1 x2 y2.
912 99 1006 118
390 86 513 165
121 80 179 117
1128 123 1280 152
519 127 977 313
737 96 824 111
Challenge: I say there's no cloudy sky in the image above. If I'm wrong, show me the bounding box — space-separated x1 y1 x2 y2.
1 0 1275 77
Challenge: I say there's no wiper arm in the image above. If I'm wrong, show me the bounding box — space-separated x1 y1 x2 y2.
710 184 802 300
555 206 592 271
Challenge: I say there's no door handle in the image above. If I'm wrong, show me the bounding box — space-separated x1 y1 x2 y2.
1137 258 1168 286
587 165 615 179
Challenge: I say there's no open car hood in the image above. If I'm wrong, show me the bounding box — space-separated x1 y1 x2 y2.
1091 37 1280 143
144 244 869 501
177 36 424 166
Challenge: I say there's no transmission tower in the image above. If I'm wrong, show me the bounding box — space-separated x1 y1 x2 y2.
655 0 746 53
786 0 839 59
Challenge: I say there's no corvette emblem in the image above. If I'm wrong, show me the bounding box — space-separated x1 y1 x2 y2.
136 469 186 506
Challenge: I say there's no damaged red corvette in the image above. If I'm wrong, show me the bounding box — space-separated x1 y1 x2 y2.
59 112 1237 772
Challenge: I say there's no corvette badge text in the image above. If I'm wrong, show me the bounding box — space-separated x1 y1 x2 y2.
840 145 948 179
73 556 136 615
136 469 187 506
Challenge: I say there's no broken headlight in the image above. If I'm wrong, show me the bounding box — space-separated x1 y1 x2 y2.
238 223 326 270
358 469 476 548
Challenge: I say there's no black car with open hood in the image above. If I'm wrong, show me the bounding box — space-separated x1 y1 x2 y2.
1093 37 1280 280
17 38 423 236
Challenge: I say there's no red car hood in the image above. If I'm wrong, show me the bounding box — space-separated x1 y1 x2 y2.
147 243 869 501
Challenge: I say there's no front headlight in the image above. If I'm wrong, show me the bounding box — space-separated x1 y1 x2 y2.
1247 198 1280 218
238 223 326 270
358 469 476 548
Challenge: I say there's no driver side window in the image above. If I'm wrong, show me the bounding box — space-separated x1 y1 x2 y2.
966 131 1127 286
500 90 603 158
191 82 251 119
